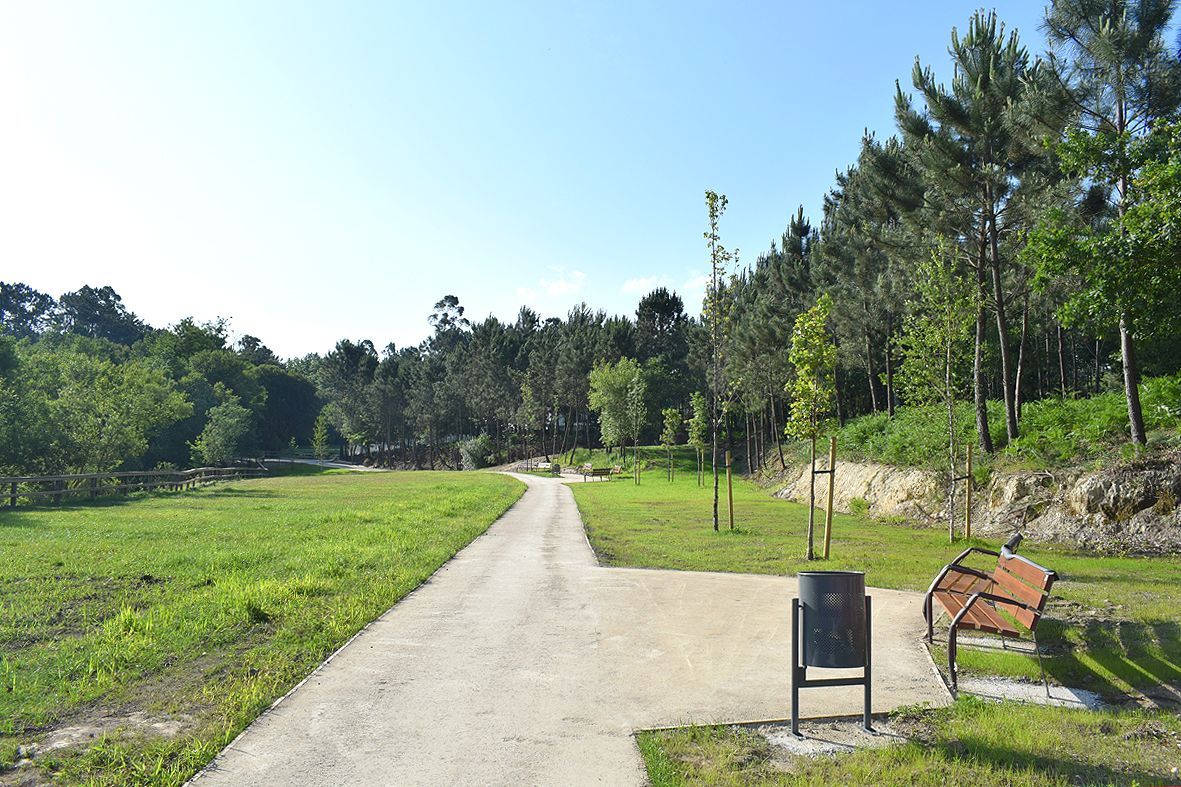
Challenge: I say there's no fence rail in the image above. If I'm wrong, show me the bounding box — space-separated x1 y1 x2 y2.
1 466 269 508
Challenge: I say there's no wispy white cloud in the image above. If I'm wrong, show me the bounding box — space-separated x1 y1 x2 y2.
545 268 586 297
621 274 670 295
514 267 587 316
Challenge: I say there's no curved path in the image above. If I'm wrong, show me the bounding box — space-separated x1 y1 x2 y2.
195 473 947 786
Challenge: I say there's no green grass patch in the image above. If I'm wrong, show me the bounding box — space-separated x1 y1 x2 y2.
638 698 1181 786
571 468 1181 702
0 471 524 784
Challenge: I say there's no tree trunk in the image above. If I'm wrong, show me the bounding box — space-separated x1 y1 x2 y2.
973 276 994 453
1094 337 1102 394
988 202 1018 440
864 326 880 413
885 321 896 418
558 406 572 456
711 407 720 531
1114 98 1146 446
806 436 816 560
770 393 786 469
1120 312 1147 445
745 412 753 475
947 332 957 544
1057 323 1068 397
1015 288 1029 417
833 365 845 427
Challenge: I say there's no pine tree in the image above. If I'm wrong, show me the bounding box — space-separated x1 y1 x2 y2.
1037 0 1181 444
897 11 1047 448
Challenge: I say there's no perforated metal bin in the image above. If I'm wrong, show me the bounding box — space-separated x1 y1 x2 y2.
798 571 868 668
791 570 872 736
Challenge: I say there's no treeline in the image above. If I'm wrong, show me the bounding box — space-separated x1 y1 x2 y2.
4 2 1180 478
722 2 1181 469
0 284 319 475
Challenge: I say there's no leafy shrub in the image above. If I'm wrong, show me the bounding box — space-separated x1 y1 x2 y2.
458 433 495 470
814 373 1181 470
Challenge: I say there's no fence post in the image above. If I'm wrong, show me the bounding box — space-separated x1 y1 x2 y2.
9 481 16 508
823 436 837 560
54 479 63 506
90 477 97 499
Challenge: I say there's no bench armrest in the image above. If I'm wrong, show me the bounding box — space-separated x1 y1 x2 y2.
972 591 1037 613
950 546 1000 566
926 563 991 598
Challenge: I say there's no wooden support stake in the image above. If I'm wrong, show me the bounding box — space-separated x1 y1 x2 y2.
965 444 973 539
725 450 734 530
823 436 836 560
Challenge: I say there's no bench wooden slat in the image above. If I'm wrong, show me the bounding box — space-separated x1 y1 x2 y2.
939 570 989 596
933 591 1021 637
998 554 1055 588
994 566 1049 608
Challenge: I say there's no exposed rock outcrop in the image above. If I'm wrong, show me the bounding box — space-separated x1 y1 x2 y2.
770 453 1181 555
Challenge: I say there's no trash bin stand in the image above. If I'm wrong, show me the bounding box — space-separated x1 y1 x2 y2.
791 595 872 738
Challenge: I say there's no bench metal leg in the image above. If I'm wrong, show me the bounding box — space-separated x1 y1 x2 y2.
1033 630 1050 698
923 593 934 643
948 625 958 694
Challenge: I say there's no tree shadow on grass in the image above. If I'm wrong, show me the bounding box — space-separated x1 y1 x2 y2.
943 737 1169 786
1039 618 1181 709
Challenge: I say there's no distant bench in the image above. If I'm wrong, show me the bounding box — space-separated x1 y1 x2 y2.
580 464 621 481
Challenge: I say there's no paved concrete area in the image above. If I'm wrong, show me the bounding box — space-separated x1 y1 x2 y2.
195 473 947 786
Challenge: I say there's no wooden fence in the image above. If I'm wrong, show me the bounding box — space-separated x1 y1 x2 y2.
1 466 269 508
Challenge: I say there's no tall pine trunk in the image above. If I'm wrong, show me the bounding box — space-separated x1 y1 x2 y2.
864 325 880 413
1015 289 1030 417
1057 323 1068 397
885 317 896 418
973 258 994 454
1120 312 1147 444
1115 98 1147 445
988 202 1018 439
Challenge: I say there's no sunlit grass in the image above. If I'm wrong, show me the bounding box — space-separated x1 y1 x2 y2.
638 698 1181 786
571 454 1181 701
0 470 524 784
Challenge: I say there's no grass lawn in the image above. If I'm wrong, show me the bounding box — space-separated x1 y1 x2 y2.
571 450 1181 704
638 698 1181 786
0 469 523 785
572 447 1181 784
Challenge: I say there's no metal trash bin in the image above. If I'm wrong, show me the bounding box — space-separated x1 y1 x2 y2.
791 571 872 737
799 571 867 668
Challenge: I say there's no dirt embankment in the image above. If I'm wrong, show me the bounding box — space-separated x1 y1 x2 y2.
769 453 1181 555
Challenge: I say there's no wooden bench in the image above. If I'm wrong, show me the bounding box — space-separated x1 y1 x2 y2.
581 464 613 481
923 542 1058 693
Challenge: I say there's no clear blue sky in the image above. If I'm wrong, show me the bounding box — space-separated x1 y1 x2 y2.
2 1 1046 358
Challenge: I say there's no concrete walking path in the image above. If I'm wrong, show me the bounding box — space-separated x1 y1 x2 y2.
195 473 947 785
